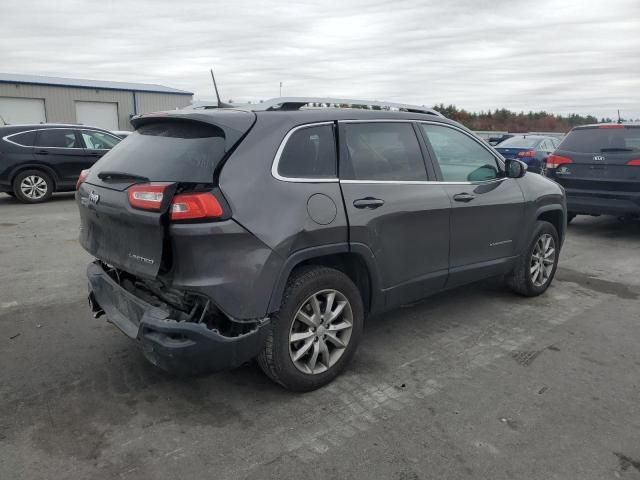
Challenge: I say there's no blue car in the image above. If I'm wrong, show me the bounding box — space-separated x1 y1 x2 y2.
495 135 560 174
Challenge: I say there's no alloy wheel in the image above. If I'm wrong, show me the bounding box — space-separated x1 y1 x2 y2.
289 289 353 375
20 175 48 200
530 233 555 287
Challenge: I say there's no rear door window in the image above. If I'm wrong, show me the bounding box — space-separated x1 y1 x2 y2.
90 120 227 183
341 122 427 181
559 127 640 154
35 129 79 148
277 124 337 179
421 124 500 182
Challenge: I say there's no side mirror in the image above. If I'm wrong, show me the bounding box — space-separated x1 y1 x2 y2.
505 158 527 178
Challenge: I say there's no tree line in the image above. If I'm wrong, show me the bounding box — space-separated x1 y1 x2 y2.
431 104 617 133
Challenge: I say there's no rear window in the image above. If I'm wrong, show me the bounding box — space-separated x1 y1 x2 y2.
558 127 640 154
91 121 226 183
497 136 540 148
341 123 426 181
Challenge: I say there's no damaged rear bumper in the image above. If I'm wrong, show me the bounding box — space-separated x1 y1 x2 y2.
87 262 271 373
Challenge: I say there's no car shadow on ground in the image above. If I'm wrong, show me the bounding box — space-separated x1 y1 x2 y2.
0 191 76 205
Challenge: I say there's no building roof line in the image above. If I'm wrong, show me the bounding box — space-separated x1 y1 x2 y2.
0 73 193 96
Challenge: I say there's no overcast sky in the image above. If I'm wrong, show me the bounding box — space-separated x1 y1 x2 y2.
1 0 639 119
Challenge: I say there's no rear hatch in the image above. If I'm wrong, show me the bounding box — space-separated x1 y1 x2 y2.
548 125 640 192
77 109 255 279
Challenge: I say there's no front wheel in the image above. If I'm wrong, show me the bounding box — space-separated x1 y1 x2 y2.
506 220 559 296
257 266 364 391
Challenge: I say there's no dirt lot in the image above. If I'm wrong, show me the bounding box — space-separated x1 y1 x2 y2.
1 192 639 480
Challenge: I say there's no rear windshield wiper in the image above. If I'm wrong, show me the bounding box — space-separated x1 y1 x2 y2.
600 148 633 152
97 171 149 182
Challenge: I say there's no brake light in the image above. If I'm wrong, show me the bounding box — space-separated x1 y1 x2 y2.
627 159 640 166
128 183 171 211
517 150 536 158
170 192 223 221
547 154 573 169
76 169 90 189
598 124 624 129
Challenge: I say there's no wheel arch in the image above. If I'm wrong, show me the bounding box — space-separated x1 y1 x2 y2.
10 164 59 190
267 243 384 316
536 205 565 246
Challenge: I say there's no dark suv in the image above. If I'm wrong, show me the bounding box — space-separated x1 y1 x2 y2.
0 124 121 203
546 123 640 221
77 98 567 391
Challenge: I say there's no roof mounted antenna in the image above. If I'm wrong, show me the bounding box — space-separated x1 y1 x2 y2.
210 68 233 108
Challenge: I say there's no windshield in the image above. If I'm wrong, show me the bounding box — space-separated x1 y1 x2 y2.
497 136 540 148
89 120 227 183
558 127 640 153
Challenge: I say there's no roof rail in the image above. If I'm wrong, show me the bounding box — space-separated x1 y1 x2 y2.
254 97 444 117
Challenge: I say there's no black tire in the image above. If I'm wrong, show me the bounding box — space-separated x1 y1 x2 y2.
567 212 577 224
506 220 560 297
12 170 54 203
257 265 364 392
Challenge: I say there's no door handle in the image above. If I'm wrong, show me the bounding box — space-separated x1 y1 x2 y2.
35 149 49 155
353 197 385 209
453 192 475 202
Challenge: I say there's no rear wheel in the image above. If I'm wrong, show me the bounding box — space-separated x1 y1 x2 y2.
13 170 53 203
257 266 364 391
506 220 559 297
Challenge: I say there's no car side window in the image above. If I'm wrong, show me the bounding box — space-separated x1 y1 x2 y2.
6 130 37 146
420 124 499 182
278 124 336 178
341 122 427 181
540 140 551 152
35 129 78 148
81 130 121 150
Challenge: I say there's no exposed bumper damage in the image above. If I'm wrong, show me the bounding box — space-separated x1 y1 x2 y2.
87 261 271 373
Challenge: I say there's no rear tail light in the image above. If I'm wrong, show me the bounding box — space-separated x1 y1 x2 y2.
517 150 536 158
76 169 90 190
128 183 225 221
170 192 224 221
128 183 171 211
547 154 573 169
598 124 624 129
626 159 640 166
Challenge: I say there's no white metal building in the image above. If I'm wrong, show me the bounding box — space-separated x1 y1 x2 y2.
0 73 193 130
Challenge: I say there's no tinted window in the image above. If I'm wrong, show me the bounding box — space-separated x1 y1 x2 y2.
278 124 336 178
558 127 640 153
342 123 426 181
7 130 37 146
90 120 226 183
81 130 121 150
498 136 540 148
421 124 499 182
35 129 78 148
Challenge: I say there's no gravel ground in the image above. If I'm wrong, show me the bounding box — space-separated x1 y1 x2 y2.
1 192 639 480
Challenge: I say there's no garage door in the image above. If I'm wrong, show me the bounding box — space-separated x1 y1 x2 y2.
0 97 46 124
75 101 119 130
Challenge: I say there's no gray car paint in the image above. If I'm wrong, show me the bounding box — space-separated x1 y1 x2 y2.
78 107 566 324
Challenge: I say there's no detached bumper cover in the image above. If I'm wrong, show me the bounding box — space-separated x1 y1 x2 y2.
87 262 270 372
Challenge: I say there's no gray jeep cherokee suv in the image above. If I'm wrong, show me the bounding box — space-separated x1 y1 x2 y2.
77 98 566 391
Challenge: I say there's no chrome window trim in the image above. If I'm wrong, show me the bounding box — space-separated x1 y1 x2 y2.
340 178 507 186
271 121 339 183
2 127 115 150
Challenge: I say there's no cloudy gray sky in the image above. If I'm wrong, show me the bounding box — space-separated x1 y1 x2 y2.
2 0 639 118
